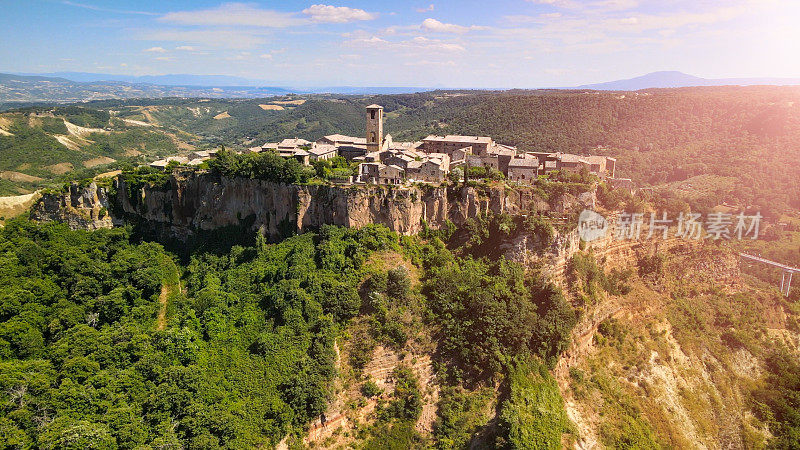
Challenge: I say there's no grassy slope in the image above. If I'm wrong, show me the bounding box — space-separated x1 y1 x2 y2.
0 111 181 195
559 244 799 448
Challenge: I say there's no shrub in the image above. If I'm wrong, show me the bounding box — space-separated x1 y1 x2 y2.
381 365 422 421
208 148 314 183
362 379 383 398
387 266 411 301
497 358 570 449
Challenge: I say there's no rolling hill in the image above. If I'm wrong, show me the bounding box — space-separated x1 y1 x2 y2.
2 86 799 216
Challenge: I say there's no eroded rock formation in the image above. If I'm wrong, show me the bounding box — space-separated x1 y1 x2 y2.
31 182 115 230
33 171 593 243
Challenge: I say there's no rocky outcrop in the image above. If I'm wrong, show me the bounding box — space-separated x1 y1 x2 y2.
30 182 115 230
34 171 595 242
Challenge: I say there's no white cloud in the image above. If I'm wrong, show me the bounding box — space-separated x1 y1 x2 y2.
136 29 268 49
260 49 286 60
154 56 173 61
404 60 457 68
420 18 485 34
175 46 196 51
410 36 466 51
302 4 378 23
226 52 252 61
350 36 390 45
591 0 638 12
143 46 167 53
525 0 579 8
416 4 435 13
525 0 637 11
61 1 157 16
159 3 305 27
348 34 465 52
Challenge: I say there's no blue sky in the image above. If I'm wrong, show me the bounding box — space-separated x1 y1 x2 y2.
2 0 799 87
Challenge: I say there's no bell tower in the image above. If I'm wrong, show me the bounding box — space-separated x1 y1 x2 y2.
366 104 383 153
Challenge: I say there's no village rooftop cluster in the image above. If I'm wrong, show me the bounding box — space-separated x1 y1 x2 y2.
150 105 622 186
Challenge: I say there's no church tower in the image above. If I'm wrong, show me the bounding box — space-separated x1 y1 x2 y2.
366 104 384 153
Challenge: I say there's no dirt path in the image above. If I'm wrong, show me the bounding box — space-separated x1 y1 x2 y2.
156 284 169 331
156 261 181 331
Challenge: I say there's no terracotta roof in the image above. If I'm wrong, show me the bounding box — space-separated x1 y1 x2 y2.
423 135 493 144
278 138 311 148
321 134 367 145
149 156 188 167
509 157 539 168
558 153 589 163
308 144 337 156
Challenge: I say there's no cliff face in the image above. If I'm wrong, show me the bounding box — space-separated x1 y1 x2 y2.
34 171 594 242
550 244 791 449
30 182 115 230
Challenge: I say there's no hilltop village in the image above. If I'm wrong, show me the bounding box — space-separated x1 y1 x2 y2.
150 104 622 186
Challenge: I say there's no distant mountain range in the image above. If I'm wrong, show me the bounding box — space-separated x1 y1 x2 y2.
0 73 296 105
0 72 437 105
20 72 271 87
19 72 440 95
574 71 800 90
2 70 800 106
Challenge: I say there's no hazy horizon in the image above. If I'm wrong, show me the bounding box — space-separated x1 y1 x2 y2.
3 1 800 88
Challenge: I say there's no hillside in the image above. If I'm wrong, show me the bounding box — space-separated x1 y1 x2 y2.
7 179 800 448
0 106 189 195
556 243 800 448
48 86 800 216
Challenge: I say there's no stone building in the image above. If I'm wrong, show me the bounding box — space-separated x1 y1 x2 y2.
277 138 312 150
307 144 337 162
277 148 310 166
422 135 493 156
316 134 366 147
358 162 405 184
406 155 449 183
149 156 188 170
507 157 539 182
366 104 384 154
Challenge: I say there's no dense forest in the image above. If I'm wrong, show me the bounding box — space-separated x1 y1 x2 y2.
0 217 579 448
